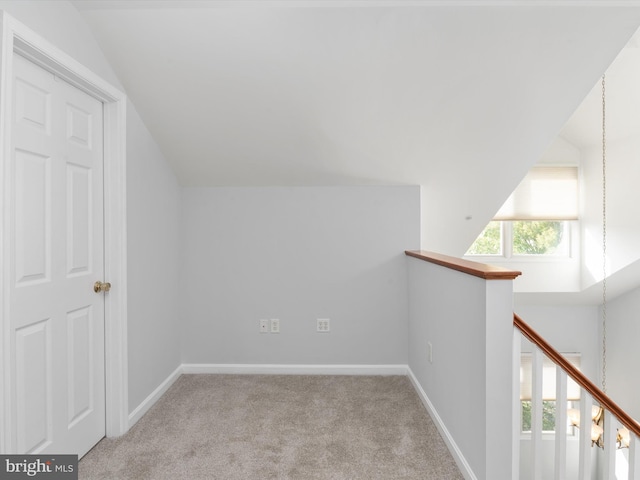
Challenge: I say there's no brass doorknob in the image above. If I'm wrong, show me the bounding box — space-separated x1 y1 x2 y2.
94 281 111 293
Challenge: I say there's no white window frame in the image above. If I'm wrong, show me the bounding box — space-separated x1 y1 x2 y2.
467 220 575 261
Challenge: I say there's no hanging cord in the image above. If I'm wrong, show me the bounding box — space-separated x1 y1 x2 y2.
601 74 607 394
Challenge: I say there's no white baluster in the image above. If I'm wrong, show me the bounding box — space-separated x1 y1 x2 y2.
555 369 567 480
513 327 522 480
532 348 543 480
578 393 593 480
603 410 616 479
630 434 640 480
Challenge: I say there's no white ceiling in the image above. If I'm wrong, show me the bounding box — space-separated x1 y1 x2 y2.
72 0 640 254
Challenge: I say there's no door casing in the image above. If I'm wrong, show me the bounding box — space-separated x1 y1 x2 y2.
0 11 129 453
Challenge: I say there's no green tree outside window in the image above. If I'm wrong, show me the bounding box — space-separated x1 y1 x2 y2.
521 400 557 432
512 221 563 255
466 221 501 255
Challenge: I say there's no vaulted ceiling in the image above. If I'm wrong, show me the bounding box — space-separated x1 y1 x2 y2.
72 0 640 254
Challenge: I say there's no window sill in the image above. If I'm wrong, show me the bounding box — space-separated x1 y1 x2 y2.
463 255 575 264
520 433 579 441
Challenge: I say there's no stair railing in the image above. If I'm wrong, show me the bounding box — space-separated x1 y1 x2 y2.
515 314 640 480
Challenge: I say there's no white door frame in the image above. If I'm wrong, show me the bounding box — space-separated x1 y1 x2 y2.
0 12 129 453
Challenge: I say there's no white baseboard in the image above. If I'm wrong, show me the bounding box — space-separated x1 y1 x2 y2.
181 363 409 376
128 364 182 428
406 367 477 480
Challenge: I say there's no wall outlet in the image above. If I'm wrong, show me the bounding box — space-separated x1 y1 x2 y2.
270 318 280 333
259 319 269 333
317 318 330 333
427 341 433 364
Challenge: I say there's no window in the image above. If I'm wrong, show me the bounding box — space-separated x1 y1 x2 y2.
466 166 577 258
521 399 559 433
466 220 570 257
520 353 581 434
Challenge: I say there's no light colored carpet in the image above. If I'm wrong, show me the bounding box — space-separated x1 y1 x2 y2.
80 375 464 479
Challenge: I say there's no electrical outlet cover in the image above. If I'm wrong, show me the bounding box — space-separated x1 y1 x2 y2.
317 318 330 332
270 318 280 333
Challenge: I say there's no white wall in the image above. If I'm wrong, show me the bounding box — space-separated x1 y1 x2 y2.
602 285 640 422
581 137 640 290
407 257 516 480
0 1 183 416
514 305 600 382
180 186 419 365
126 101 182 412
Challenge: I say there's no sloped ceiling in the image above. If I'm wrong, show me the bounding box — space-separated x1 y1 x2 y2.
72 0 640 254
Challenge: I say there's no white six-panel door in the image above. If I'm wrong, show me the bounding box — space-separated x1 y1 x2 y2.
10 53 106 457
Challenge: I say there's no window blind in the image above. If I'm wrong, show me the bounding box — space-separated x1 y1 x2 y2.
494 166 578 221
520 352 581 401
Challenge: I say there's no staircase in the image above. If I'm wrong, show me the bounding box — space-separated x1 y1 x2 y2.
515 314 640 479
405 250 640 480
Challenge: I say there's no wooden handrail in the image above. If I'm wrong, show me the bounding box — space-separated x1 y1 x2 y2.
405 250 522 280
514 313 640 437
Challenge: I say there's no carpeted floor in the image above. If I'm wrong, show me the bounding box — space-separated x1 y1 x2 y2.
79 375 464 479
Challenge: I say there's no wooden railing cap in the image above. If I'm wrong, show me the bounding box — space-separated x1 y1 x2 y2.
405 250 522 280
